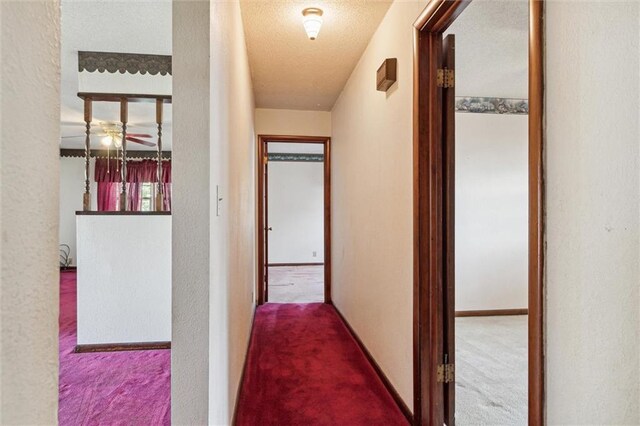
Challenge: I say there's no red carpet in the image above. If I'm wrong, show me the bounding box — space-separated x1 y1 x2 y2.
235 303 409 425
58 271 170 425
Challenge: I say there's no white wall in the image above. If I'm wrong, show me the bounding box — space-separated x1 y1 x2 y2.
255 108 331 136
455 113 528 311
172 1 211 423
0 1 60 423
268 161 324 264
59 157 97 265
330 1 425 410
77 215 171 344
174 1 256 424
209 1 256 422
545 1 640 423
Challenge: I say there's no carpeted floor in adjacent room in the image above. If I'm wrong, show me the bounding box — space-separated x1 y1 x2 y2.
235 303 409 426
268 264 324 303
455 315 528 425
58 271 170 425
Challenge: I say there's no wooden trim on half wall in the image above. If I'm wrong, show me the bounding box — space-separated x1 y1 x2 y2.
74 341 171 353
331 302 413 424
455 309 528 317
256 135 332 305
412 0 545 424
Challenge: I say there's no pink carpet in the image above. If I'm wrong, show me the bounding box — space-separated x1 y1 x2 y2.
236 303 409 425
58 271 170 425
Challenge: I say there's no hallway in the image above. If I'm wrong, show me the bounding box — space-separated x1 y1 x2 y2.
235 303 408 425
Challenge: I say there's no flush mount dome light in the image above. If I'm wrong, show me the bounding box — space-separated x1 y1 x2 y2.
302 7 323 40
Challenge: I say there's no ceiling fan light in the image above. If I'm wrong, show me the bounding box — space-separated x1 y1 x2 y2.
101 136 112 147
302 8 323 40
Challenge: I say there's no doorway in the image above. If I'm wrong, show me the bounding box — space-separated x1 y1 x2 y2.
412 0 544 424
445 2 529 424
256 135 331 305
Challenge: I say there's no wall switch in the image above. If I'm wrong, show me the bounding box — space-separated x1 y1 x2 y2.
312 251 317 257
216 185 222 217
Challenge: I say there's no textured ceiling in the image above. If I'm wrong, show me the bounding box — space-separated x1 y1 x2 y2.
240 0 392 111
60 0 172 150
445 0 528 99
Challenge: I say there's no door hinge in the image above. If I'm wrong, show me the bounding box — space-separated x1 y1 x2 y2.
263 155 269 164
437 69 455 88
437 363 455 383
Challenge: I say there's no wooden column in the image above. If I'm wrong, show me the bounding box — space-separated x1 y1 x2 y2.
83 98 92 210
119 98 128 211
155 98 164 211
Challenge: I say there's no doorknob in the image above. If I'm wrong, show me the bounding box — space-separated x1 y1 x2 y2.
267 227 273 231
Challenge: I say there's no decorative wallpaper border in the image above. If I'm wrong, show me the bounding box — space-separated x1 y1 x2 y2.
60 149 171 160
268 153 324 162
455 97 528 115
78 51 172 76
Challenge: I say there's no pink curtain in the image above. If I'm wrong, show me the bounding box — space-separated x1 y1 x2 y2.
125 161 151 211
161 161 172 211
125 183 141 211
97 183 120 211
162 184 172 211
95 159 121 211
95 158 172 211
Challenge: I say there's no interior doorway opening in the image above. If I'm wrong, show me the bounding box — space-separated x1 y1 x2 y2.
412 0 544 424
267 142 325 303
257 135 331 305
443 1 530 424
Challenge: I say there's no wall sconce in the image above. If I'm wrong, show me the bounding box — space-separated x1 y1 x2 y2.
302 8 323 40
377 58 397 92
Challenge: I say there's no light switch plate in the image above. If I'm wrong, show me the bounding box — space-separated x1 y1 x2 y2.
216 185 222 217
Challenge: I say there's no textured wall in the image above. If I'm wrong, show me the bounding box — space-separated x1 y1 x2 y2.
255 108 331 137
331 1 426 410
456 113 528 311
77 216 171 344
209 1 256 422
59 157 97 265
268 161 325 264
545 1 640 423
172 1 211 423
0 0 60 423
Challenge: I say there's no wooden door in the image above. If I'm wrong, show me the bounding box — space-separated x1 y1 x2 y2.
257 139 270 305
263 150 270 303
442 33 456 426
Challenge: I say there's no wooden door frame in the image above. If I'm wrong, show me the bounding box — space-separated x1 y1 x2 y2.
412 1 544 424
256 135 332 305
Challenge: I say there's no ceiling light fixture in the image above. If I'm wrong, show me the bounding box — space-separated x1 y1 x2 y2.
101 136 113 147
100 126 124 148
302 7 323 40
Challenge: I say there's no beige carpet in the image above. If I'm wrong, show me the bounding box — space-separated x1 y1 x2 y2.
455 315 527 425
267 265 324 303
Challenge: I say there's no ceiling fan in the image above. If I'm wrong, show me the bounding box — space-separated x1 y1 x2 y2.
61 122 156 147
